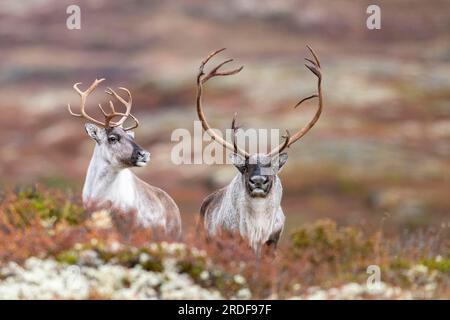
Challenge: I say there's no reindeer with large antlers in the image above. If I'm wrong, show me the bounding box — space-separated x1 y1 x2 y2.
197 46 323 252
68 79 181 237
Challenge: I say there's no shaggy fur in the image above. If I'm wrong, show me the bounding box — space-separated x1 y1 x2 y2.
200 154 287 252
82 124 181 238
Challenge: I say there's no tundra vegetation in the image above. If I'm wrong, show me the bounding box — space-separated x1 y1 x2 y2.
0 0 449 300
0 186 447 299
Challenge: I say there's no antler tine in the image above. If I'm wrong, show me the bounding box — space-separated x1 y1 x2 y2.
68 79 137 130
72 82 84 95
123 113 139 131
99 103 132 129
198 49 244 84
97 103 109 117
202 59 243 83
96 100 127 122
67 103 82 117
199 48 226 72
306 44 321 67
196 48 249 158
278 129 290 153
67 78 108 127
268 45 323 156
106 87 132 106
231 112 240 154
293 94 319 108
108 100 116 113
103 87 133 127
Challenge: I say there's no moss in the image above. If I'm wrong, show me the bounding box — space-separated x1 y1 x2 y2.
390 257 412 270
175 254 246 299
55 251 78 265
178 260 206 280
10 187 83 226
94 246 165 272
115 251 138 267
140 256 164 272
290 229 309 248
290 219 376 267
96 249 114 263
421 258 450 274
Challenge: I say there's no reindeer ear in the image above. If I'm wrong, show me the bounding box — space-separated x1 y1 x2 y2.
271 153 288 173
127 131 135 139
84 123 102 144
229 153 246 174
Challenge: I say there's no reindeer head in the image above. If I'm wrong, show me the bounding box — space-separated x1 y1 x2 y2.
68 78 150 168
229 153 288 197
196 46 323 198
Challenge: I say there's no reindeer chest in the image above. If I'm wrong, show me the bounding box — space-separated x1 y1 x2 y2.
234 198 276 240
106 171 136 209
86 169 137 211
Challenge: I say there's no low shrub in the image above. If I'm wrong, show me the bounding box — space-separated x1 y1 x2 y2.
0 186 448 299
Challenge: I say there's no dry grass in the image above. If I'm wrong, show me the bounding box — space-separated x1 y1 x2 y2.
0 186 448 299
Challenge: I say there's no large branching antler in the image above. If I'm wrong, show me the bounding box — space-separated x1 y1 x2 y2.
68 78 139 131
267 45 323 156
196 48 249 158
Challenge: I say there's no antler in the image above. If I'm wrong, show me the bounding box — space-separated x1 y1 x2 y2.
197 48 249 158
68 79 139 131
267 45 323 156
98 87 139 131
231 112 240 154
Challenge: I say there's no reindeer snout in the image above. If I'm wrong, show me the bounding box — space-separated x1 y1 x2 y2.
249 175 268 187
137 150 148 158
139 150 150 161
133 149 150 167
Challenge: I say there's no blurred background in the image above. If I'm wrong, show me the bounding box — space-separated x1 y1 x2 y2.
0 0 449 234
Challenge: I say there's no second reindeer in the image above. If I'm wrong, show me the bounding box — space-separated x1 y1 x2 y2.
68 79 181 238
197 46 323 253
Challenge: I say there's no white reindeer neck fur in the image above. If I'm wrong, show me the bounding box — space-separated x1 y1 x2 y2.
206 172 285 252
82 144 181 237
83 145 137 213
230 173 282 215
232 173 283 251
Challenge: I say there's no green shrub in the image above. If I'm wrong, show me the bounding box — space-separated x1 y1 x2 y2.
421 257 450 274
6 186 83 226
290 219 377 268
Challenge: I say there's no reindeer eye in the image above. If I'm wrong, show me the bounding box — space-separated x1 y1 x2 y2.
108 135 119 144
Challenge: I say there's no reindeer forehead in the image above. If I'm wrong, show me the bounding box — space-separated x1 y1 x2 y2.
105 126 128 136
247 154 272 167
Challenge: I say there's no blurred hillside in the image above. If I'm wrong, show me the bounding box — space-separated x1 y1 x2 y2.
0 0 449 232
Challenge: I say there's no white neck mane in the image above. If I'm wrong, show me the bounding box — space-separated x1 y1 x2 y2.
82 146 137 211
222 174 283 251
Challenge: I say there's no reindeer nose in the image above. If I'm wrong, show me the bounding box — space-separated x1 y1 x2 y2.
137 150 146 158
250 175 268 187
136 150 150 161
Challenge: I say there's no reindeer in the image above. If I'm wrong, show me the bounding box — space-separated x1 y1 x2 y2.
68 78 181 238
196 46 323 252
